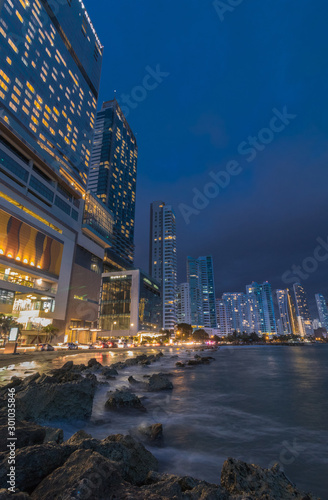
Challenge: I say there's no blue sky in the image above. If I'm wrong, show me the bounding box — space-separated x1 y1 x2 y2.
85 0 328 312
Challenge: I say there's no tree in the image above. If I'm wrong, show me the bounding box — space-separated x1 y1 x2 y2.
192 329 209 341
0 315 22 344
42 324 59 343
176 323 193 340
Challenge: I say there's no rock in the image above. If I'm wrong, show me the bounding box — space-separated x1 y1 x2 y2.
135 354 148 362
221 458 317 499
0 490 31 499
60 361 74 371
30 449 130 500
148 374 173 391
125 358 139 367
176 362 185 367
100 366 118 378
0 444 72 492
0 422 63 451
66 430 93 445
0 422 45 452
143 471 229 499
105 390 146 412
61 433 158 487
110 361 127 370
21 373 41 386
87 358 102 369
15 377 97 421
128 375 148 389
96 434 158 485
43 426 63 444
135 423 163 445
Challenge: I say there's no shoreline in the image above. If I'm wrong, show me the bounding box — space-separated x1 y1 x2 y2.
0 347 320 499
0 341 320 371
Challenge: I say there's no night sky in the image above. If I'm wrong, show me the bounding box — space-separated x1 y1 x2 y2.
85 0 328 314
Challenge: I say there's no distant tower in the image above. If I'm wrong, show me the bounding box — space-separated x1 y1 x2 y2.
222 293 249 333
176 283 191 324
88 100 138 269
276 289 298 335
187 256 217 328
293 283 313 336
149 201 177 330
315 293 328 330
246 282 276 335
216 298 230 335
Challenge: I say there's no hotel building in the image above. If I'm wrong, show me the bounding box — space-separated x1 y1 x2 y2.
0 0 113 343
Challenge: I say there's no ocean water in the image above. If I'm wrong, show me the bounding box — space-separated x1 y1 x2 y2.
2 345 328 498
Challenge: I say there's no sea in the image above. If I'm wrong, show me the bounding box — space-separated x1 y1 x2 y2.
1 344 328 498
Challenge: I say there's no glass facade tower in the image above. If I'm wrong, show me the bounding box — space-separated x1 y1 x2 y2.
0 0 103 190
187 255 217 329
149 201 177 330
293 283 313 336
315 293 328 330
88 100 138 268
246 281 276 335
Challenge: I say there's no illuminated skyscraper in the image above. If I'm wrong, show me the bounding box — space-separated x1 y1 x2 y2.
0 0 112 343
276 289 298 335
216 298 229 336
293 283 313 336
246 281 276 335
315 293 328 330
149 201 177 330
88 100 138 268
222 292 249 334
176 283 191 324
0 0 102 190
187 255 217 328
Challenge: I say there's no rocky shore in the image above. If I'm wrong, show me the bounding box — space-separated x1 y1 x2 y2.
0 350 319 499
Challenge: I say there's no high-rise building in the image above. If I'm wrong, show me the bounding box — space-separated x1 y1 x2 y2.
187 257 203 328
187 256 217 328
0 0 113 343
276 289 298 335
88 100 138 269
246 282 276 335
176 283 191 324
0 0 102 190
222 292 249 334
293 283 313 336
149 201 177 330
315 293 328 330
216 298 229 336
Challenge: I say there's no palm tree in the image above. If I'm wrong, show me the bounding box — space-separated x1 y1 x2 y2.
42 324 59 344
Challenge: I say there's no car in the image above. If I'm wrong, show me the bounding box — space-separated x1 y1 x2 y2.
62 342 78 350
117 342 127 348
127 343 136 348
35 343 54 352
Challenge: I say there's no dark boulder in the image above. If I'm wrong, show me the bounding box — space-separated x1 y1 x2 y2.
0 490 31 499
30 449 131 500
148 374 173 391
87 358 102 369
221 458 318 499
0 444 72 492
100 366 118 378
105 390 146 412
0 421 63 452
176 362 185 367
133 423 163 446
15 377 97 421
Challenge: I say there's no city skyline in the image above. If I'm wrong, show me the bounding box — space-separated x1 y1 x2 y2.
84 0 328 312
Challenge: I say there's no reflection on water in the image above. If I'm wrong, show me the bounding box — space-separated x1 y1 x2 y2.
1 345 328 497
